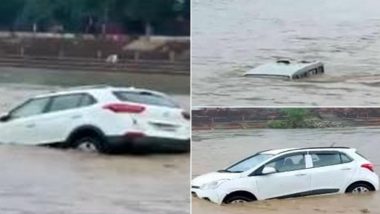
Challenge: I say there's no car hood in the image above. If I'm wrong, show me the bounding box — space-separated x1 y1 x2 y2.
192 172 242 187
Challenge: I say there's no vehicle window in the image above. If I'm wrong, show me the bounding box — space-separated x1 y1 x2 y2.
225 154 273 173
113 91 179 108
340 153 353 163
311 152 341 167
10 98 50 119
48 94 83 112
265 154 305 173
355 151 368 159
78 94 96 107
317 66 324 73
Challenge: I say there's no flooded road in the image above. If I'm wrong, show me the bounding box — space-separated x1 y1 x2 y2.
192 127 380 213
0 67 190 213
192 0 380 106
0 145 189 214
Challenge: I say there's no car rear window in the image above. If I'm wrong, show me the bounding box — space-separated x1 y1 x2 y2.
311 151 353 167
48 94 96 113
311 152 341 167
113 91 179 108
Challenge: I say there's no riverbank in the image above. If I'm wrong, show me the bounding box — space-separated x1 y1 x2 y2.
193 108 380 130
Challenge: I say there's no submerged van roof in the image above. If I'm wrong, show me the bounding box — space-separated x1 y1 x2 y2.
244 60 324 79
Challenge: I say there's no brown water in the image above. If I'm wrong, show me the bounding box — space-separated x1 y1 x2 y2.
0 145 189 214
0 66 190 95
192 128 380 213
0 68 190 213
192 0 380 106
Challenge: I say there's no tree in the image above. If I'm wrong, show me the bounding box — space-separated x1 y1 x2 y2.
4 0 189 35
0 0 25 30
122 0 178 37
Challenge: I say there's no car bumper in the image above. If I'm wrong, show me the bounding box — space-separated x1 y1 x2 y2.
106 135 190 153
191 187 223 204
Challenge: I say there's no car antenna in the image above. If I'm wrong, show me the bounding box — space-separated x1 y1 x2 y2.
330 142 336 147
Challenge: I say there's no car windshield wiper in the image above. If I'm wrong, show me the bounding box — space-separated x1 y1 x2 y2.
217 169 242 173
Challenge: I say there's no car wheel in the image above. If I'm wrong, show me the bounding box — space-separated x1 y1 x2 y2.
346 183 373 194
73 136 102 153
224 196 253 204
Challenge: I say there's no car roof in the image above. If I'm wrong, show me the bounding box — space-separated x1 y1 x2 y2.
260 147 354 155
33 85 167 98
244 60 323 78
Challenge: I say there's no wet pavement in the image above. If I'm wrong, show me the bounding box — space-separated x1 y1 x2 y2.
0 67 190 213
192 127 380 213
192 0 380 106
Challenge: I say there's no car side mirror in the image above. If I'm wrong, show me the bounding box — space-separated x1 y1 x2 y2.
261 166 276 175
0 113 10 122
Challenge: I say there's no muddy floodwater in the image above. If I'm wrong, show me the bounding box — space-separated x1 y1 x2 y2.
192 127 380 214
0 145 189 214
0 67 190 213
192 0 380 106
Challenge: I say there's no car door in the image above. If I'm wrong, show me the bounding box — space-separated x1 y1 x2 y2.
0 97 50 144
253 152 311 199
307 151 354 193
34 93 96 144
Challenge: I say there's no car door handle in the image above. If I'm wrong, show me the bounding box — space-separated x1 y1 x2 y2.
26 123 36 128
71 115 82 119
295 173 307 176
341 168 352 170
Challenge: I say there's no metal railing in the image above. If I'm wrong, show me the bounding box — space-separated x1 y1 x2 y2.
0 54 189 75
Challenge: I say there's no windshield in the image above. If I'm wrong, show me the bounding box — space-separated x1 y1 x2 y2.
244 74 290 79
113 91 179 108
222 154 274 173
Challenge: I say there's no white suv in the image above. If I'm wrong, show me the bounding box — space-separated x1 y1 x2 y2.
192 147 379 204
0 85 190 153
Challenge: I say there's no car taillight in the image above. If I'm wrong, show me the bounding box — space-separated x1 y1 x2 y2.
103 103 145 113
361 163 374 172
182 111 190 120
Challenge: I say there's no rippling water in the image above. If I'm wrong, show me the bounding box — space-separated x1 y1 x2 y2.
0 145 189 214
192 0 380 106
192 128 380 213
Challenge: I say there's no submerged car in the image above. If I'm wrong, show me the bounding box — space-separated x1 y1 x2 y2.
0 85 190 153
244 60 324 79
192 147 379 204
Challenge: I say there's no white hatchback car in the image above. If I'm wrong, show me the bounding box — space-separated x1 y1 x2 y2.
0 85 190 153
192 147 379 204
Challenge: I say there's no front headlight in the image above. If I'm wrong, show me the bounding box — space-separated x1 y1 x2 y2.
200 179 229 190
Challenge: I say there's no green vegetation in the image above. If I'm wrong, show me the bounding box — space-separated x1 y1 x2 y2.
267 109 313 128
0 0 189 35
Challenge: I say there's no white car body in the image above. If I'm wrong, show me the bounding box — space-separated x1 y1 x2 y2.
244 60 324 79
0 85 190 153
192 147 379 204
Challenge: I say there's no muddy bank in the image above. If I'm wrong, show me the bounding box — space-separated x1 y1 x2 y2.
0 66 190 95
0 145 189 214
192 128 380 213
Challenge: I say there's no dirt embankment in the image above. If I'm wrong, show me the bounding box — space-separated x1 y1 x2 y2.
0 36 190 75
192 108 380 130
